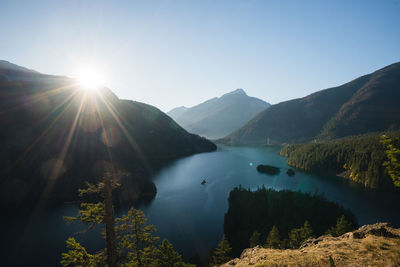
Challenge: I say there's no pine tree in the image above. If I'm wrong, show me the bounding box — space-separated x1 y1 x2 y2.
288 228 303 248
115 207 159 266
265 226 281 249
212 235 232 266
327 215 354 237
302 221 313 240
61 172 192 267
289 221 313 248
156 239 194 267
381 135 400 187
60 237 104 266
104 172 118 266
249 231 261 247
62 171 123 267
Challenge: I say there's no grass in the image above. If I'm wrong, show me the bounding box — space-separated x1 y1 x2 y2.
221 224 400 267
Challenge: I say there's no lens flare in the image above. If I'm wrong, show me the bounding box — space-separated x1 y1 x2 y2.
76 67 103 90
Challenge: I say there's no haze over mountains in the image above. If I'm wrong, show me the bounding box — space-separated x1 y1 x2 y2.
0 61 216 210
168 89 270 139
221 62 400 145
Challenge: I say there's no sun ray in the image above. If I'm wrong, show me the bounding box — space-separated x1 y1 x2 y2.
93 95 117 173
33 92 87 211
0 82 80 115
9 85 81 168
96 92 154 174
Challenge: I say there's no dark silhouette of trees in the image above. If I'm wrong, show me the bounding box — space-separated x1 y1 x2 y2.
327 215 354 237
224 186 357 255
156 239 187 267
289 221 313 248
249 231 261 247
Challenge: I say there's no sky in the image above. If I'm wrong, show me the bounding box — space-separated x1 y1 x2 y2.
1 0 399 112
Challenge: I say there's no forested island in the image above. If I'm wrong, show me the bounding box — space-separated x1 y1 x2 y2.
256 164 280 175
280 132 400 189
223 186 357 257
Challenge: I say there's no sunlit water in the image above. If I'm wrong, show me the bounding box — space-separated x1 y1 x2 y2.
4 146 400 265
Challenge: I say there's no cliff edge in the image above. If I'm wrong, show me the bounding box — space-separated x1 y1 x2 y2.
221 223 400 267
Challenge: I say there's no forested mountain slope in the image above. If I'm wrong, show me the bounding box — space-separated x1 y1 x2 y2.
280 133 400 190
221 62 400 145
0 61 216 211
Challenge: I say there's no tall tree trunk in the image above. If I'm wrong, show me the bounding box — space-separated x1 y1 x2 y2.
104 173 117 267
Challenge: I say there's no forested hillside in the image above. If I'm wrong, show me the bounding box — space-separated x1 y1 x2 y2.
0 61 216 212
280 133 400 189
223 186 357 256
221 62 400 145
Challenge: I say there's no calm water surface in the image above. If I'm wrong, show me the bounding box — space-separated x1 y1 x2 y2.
5 146 400 265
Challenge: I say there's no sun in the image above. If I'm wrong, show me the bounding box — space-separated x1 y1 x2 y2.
76 67 103 90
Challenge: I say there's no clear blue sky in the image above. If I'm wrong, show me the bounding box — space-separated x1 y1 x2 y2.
1 0 399 111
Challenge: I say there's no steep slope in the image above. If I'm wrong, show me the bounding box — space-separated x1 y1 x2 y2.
320 63 400 138
222 223 400 267
221 62 400 145
167 106 188 119
0 60 37 74
167 89 270 139
0 61 216 211
280 133 400 189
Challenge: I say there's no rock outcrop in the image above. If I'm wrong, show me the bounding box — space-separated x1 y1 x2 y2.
221 223 400 267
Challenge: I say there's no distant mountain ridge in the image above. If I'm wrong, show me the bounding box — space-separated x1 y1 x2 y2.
0 60 37 73
167 88 270 139
220 62 400 145
0 61 216 210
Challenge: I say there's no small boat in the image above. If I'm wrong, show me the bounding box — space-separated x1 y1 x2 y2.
201 179 206 185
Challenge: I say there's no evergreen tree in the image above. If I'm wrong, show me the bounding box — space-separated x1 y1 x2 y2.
60 237 104 266
327 215 354 237
302 221 313 239
265 226 281 249
288 228 303 248
249 231 261 247
289 221 313 248
61 172 191 267
62 171 123 267
156 239 195 267
381 134 400 187
212 235 232 265
115 207 159 266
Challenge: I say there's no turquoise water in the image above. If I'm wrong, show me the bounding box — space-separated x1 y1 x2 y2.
138 145 400 258
5 146 400 265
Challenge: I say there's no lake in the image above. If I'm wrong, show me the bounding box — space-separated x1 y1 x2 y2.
4 145 400 265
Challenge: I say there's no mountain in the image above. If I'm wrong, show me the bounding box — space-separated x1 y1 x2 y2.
0 61 216 211
167 88 270 139
167 106 189 119
0 60 37 73
221 62 400 145
222 223 400 267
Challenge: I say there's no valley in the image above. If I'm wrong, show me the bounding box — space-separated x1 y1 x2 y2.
4 145 400 266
